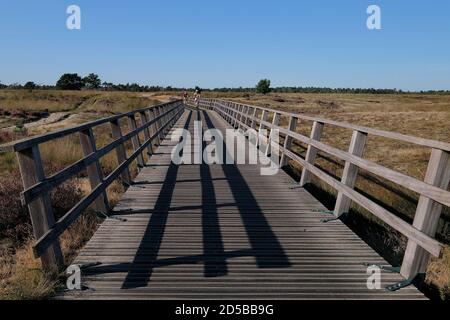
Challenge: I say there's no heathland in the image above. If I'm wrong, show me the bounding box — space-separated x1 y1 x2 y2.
0 89 449 299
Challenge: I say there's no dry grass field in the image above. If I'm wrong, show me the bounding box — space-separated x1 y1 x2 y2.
0 90 449 299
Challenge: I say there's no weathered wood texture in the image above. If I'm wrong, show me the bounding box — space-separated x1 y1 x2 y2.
213 99 448 277
62 109 425 300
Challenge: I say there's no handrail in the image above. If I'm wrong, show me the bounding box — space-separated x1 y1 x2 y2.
0 100 185 270
206 97 450 280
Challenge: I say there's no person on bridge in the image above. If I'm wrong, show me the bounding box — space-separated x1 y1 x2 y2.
194 89 201 108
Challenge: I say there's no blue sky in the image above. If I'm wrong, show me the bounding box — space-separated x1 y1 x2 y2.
0 0 449 90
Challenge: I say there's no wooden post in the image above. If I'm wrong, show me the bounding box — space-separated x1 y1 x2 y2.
17 146 64 271
300 121 324 186
333 130 367 217
128 114 145 168
251 108 258 129
245 106 253 127
110 119 132 185
242 105 249 128
265 113 280 157
229 102 235 125
162 106 169 133
227 103 232 123
258 110 269 148
154 107 162 145
232 103 239 128
241 105 248 128
148 108 158 149
400 149 450 278
159 106 167 139
140 111 153 156
79 128 109 214
281 116 298 167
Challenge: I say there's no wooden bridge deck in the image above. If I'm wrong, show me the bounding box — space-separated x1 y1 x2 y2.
63 109 425 300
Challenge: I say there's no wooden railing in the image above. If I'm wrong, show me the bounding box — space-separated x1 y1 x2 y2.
0 100 184 271
200 97 450 280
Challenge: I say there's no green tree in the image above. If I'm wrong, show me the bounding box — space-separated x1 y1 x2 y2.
56 73 84 90
83 73 101 89
24 81 36 91
256 79 271 94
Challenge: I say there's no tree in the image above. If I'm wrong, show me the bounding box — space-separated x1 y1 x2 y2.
83 73 101 89
24 81 36 91
256 79 271 94
56 73 84 90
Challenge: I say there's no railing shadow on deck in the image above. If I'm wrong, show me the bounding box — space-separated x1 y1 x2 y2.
87 108 290 289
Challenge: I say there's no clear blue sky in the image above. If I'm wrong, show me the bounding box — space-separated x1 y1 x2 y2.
0 0 449 90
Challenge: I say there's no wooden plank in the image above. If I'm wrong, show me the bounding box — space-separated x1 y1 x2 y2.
249 114 450 208
79 128 109 214
128 114 145 168
334 130 367 217
300 121 324 186
258 110 269 149
265 112 280 157
140 111 153 156
17 146 64 270
33 107 184 257
62 109 426 300
281 116 298 167
401 149 450 278
281 146 442 257
110 119 132 185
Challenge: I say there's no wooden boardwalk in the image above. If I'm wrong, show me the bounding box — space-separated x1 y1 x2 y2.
63 108 425 300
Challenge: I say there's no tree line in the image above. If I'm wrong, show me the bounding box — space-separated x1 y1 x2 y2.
1 74 449 95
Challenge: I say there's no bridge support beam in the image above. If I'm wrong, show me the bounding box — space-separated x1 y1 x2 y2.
400 149 450 278
334 130 367 217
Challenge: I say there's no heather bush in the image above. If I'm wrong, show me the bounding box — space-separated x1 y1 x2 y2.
0 170 31 245
0 131 13 144
0 168 83 247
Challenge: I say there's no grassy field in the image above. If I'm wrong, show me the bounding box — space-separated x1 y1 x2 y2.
0 90 449 299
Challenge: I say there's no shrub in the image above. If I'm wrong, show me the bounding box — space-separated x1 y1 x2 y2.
0 131 13 144
0 168 83 247
0 170 31 245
